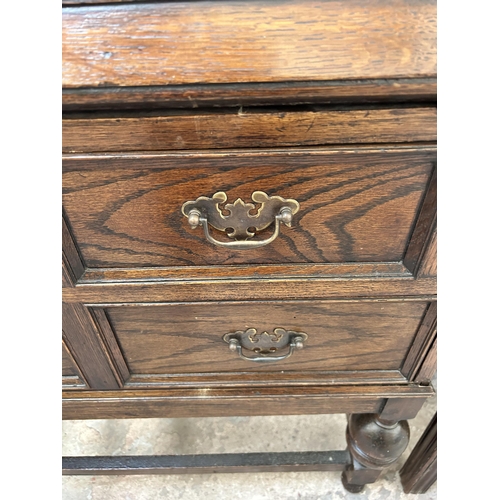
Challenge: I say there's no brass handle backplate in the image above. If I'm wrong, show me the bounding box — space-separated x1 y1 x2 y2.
181 191 299 249
223 328 308 363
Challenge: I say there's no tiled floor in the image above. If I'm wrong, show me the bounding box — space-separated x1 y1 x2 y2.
62 380 436 500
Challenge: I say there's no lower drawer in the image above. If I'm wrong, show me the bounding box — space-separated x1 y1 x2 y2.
102 300 428 385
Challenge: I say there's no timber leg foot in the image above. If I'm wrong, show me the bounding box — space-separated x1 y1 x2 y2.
341 468 365 493
342 413 410 492
341 461 382 493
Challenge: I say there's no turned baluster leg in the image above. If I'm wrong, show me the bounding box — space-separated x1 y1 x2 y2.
341 413 410 493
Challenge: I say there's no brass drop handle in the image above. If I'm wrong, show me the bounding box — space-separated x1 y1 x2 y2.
223 328 308 363
182 191 299 250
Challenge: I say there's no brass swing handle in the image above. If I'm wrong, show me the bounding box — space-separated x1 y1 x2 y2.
182 191 299 250
223 328 308 363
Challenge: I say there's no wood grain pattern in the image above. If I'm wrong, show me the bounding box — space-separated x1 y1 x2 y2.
62 212 85 287
63 303 124 389
404 167 436 276
62 343 78 377
62 147 435 268
62 145 436 170
104 301 428 375
400 302 436 382
418 229 437 277
63 107 436 153
62 79 437 112
61 2 437 481
62 0 437 88
378 397 426 421
400 413 437 493
125 370 408 389
62 384 434 420
81 262 412 285
92 308 130 385
62 277 437 304
62 339 87 389
62 340 87 389
412 336 436 384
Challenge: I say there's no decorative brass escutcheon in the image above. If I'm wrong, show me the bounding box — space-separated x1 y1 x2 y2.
223 328 308 363
181 191 299 249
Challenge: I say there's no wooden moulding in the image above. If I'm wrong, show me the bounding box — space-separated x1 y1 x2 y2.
401 302 437 384
62 212 85 287
80 262 413 285
62 107 436 153
62 339 87 389
123 370 408 390
62 79 437 112
62 0 436 88
404 168 437 278
62 277 436 304
62 384 434 420
62 303 130 390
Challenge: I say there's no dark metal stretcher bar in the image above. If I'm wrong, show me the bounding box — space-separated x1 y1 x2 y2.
63 450 351 475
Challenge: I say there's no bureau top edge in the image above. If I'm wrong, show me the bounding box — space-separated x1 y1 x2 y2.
62 0 437 101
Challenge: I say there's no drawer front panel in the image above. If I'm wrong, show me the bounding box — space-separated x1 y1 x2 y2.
62 147 435 269
105 301 428 375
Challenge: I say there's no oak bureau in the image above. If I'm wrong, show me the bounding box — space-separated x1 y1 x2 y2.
62 0 437 492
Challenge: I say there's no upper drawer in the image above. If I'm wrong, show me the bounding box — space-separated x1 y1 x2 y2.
63 146 435 274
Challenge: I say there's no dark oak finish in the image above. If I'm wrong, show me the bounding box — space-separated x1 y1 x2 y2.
62 343 78 377
62 340 86 389
342 413 410 492
104 301 427 375
63 107 436 153
401 302 437 383
62 0 436 488
62 384 433 420
92 308 130 385
62 79 437 112
62 303 129 389
62 0 436 88
62 147 435 269
400 413 437 493
125 370 408 390
62 211 85 287
62 278 437 304
81 261 412 284
404 167 437 277
418 229 437 278
378 397 426 422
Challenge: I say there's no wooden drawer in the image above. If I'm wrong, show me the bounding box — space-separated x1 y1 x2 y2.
98 300 430 387
62 0 437 484
63 145 435 277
